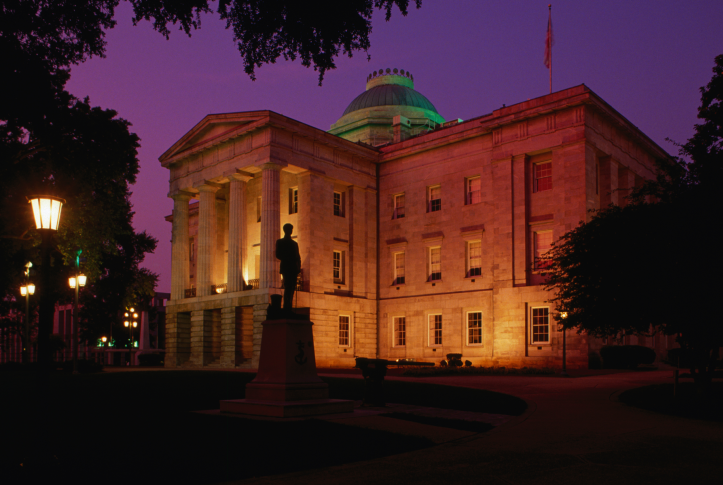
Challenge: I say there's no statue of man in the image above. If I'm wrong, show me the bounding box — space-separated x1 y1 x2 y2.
275 223 301 312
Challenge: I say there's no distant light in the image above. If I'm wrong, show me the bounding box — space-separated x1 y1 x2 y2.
124 321 129 327
133 313 138 318
28 196 65 231
134 341 138 348
129 307 135 312
560 312 568 319
101 336 107 343
68 277 77 289
124 312 129 317
132 321 137 328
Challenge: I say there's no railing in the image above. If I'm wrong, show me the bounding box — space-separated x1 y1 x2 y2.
185 271 304 297
211 283 227 294
184 287 196 298
246 279 259 290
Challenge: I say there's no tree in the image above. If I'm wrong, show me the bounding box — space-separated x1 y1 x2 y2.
544 54 723 387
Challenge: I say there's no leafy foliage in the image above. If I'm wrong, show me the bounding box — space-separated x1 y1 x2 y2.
129 0 422 84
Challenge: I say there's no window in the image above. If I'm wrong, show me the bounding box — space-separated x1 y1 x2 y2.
333 250 344 283
254 253 260 280
289 188 298 214
428 247 441 281
428 185 441 212
467 241 482 277
534 162 552 192
393 317 406 347
334 191 345 217
393 193 405 219
531 307 550 343
189 239 194 261
429 314 442 346
467 312 482 345
394 252 405 285
534 231 553 270
256 196 261 222
339 315 350 346
466 177 481 205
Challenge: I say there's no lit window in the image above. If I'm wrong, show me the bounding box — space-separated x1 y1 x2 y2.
339 315 350 347
394 317 406 347
534 231 553 270
256 196 261 222
467 312 482 345
289 188 298 214
466 177 481 205
429 247 441 281
393 194 405 219
394 252 405 285
534 162 552 192
428 185 441 212
430 314 442 346
333 250 342 283
334 192 344 217
531 307 550 343
467 241 482 277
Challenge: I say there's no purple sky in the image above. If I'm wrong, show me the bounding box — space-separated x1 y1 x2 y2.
65 0 723 293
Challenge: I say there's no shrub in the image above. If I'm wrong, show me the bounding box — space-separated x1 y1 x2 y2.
464 360 472 367
588 351 602 369
138 353 164 366
446 353 463 367
440 360 448 367
600 345 656 369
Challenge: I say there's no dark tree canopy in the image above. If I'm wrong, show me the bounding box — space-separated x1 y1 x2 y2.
544 54 723 383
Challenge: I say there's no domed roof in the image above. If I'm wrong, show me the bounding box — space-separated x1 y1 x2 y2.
342 83 440 116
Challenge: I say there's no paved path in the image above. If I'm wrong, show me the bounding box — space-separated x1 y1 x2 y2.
226 370 723 485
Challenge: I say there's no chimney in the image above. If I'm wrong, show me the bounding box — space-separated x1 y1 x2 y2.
392 115 411 143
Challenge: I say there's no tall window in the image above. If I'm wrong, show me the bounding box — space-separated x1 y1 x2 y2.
466 176 481 205
289 187 298 214
430 314 442 346
339 315 350 346
256 196 262 222
394 252 405 285
534 231 553 270
394 317 406 347
428 185 441 212
334 191 344 217
429 247 441 281
467 241 482 277
534 162 552 192
531 307 550 343
333 250 342 283
467 312 482 345
189 239 195 261
393 193 405 219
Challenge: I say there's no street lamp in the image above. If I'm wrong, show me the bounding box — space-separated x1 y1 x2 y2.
124 308 138 365
20 262 35 364
559 311 569 377
69 265 87 374
28 195 65 367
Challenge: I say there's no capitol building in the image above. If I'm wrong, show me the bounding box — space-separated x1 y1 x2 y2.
160 68 668 369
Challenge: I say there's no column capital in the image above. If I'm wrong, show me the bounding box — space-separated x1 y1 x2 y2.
196 182 222 193
168 190 194 201
229 173 253 183
261 162 285 172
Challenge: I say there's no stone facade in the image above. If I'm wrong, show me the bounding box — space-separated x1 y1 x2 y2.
160 81 668 369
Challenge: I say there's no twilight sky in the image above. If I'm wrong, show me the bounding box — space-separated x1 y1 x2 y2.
65 0 723 293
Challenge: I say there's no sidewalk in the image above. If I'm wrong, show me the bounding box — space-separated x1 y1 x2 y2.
225 370 723 484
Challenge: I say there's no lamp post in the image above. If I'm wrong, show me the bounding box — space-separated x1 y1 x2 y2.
69 262 87 374
20 262 36 364
124 308 138 365
560 311 569 377
28 195 65 367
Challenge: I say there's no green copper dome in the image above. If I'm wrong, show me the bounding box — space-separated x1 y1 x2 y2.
342 84 440 117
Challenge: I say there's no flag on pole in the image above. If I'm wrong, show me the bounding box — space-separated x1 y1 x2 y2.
544 5 554 69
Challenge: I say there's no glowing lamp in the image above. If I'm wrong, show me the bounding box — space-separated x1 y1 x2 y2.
28 196 65 231
28 284 35 295
101 336 107 343
133 313 138 318
124 321 130 327
129 308 135 313
78 274 87 287
216 287 224 294
560 312 568 319
124 312 129 317
132 321 137 328
21 286 27 296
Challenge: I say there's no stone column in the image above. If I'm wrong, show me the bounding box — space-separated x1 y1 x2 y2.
260 163 282 289
215 197 228 286
170 192 192 300
196 184 219 297
228 174 252 292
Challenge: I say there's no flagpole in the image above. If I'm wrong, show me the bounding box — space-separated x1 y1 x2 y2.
548 4 552 94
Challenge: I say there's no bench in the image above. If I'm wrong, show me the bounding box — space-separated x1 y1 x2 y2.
355 357 434 406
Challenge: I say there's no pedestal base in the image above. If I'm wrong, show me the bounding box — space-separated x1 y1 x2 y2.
220 317 353 418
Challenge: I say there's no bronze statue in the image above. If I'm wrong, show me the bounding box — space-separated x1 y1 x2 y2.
275 223 301 313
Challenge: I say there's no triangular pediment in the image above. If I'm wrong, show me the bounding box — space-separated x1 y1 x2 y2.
159 111 271 166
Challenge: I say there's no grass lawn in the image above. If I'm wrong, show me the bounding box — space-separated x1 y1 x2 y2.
1 370 525 484
619 382 723 422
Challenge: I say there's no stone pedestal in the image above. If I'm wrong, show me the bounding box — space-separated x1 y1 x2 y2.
220 318 353 417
